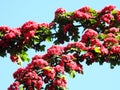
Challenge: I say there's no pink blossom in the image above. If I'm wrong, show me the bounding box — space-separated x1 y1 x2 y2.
76 64 83 73
91 39 103 47
110 45 120 54
13 67 26 80
32 55 43 60
0 26 11 32
81 29 98 43
73 10 92 20
8 81 20 90
4 32 16 39
43 68 56 79
42 53 51 60
82 52 95 62
54 65 64 74
101 13 114 24
47 45 64 56
61 55 74 63
24 30 36 42
53 77 67 88
12 27 21 37
100 46 109 55
74 42 88 50
78 6 90 12
104 37 118 47
55 8 66 15
65 42 87 51
106 33 115 38
22 20 39 32
101 5 116 13
109 27 119 33
10 54 18 62
13 67 43 89
31 59 48 69
39 23 50 28
63 23 72 33
116 10 120 21
66 61 77 70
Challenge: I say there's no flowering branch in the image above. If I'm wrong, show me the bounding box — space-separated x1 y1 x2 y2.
0 5 120 90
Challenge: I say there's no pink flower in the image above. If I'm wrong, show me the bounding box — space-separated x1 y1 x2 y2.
78 6 90 12
42 53 51 60
4 27 21 39
74 42 88 50
53 77 67 88
8 81 20 90
31 59 48 69
116 10 120 21
61 55 74 63
12 27 21 37
106 33 115 38
104 37 118 47
76 64 83 73
91 39 103 47
101 5 116 13
73 10 92 20
66 61 77 70
4 32 16 39
54 65 64 74
109 27 119 33
24 30 36 42
81 29 98 43
35 79 43 90
39 23 50 28
22 20 39 32
13 67 26 80
10 54 18 62
0 26 11 32
101 13 114 24
43 68 56 80
24 71 43 89
55 8 66 15
13 67 43 89
82 52 95 62
65 42 87 51
32 55 43 60
100 46 109 55
63 23 72 33
47 45 64 56
110 45 120 54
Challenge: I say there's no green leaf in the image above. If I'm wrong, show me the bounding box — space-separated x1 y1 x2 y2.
46 36 51 42
43 66 51 71
57 86 68 90
115 35 120 40
19 50 30 62
111 10 117 15
89 19 97 24
19 85 24 90
69 70 76 78
94 47 101 53
98 34 106 40
57 74 66 79
0 31 4 38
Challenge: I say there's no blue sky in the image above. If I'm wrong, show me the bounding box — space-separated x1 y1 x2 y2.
0 0 120 90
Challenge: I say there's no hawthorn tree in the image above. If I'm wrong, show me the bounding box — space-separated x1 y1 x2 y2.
0 5 120 90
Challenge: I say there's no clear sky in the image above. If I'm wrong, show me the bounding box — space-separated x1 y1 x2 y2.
0 0 120 90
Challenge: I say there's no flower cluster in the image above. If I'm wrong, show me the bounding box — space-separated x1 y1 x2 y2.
0 21 51 63
13 68 43 90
